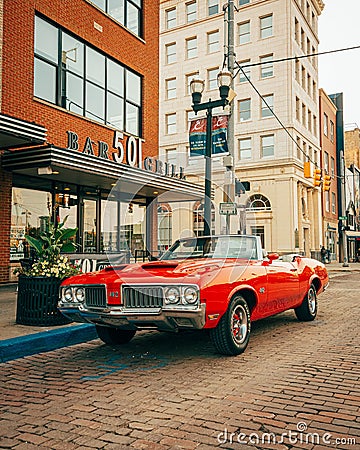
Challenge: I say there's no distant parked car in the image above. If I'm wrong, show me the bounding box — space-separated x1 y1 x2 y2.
58 235 329 356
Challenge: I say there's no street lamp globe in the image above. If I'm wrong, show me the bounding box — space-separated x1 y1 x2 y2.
190 77 205 105
217 70 232 100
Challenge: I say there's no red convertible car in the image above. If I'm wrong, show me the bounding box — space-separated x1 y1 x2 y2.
58 235 328 355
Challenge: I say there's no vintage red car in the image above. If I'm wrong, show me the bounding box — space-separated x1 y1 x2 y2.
58 235 329 355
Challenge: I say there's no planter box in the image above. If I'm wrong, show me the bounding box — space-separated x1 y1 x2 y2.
16 275 72 326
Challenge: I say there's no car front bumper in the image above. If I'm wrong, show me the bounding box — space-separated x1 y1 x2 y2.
59 303 206 332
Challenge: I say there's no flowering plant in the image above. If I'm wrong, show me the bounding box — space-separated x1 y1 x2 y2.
15 216 81 279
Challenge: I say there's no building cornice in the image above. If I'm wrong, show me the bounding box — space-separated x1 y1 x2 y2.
313 0 325 15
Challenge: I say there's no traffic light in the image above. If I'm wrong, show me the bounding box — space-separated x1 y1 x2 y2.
235 179 250 195
313 168 322 187
323 174 331 191
303 161 311 178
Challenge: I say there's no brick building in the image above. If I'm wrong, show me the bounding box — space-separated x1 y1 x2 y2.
0 0 201 283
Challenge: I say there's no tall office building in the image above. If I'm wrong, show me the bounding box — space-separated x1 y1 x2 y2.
159 0 325 255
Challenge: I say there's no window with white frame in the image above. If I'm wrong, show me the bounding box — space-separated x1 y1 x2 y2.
186 109 196 125
208 68 219 90
207 30 220 53
330 120 334 142
239 21 250 44
331 156 335 178
239 0 250 5
208 0 219 16
331 192 336 214
165 148 177 165
323 112 328 136
186 37 197 59
260 54 273 78
186 72 199 95
239 138 252 159
166 8 176 29
260 14 273 39
166 113 176 134
261 94 274 118
186 1 197 23
238 59 250 82
324 151 329 174
166 43 176 64
166 78 176 100
239 98 251 122
325 191 330 212
261 135 274 157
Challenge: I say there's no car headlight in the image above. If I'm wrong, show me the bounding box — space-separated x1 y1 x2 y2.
74 287 85 302
63 287 73 302
183 286 198 304
164 287 180 304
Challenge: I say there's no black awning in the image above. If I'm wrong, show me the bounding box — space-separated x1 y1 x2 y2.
0 113 47 149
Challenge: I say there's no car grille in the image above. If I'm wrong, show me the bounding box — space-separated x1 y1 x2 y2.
85 286 107 308
123 286 163 309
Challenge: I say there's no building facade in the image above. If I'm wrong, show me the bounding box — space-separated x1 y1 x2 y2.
0 0 204 283
319 88 338 260
159 0 325 255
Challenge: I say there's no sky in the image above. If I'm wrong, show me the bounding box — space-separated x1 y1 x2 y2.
318 1 360 126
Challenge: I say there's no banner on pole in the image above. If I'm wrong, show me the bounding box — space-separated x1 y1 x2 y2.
189 115 229 157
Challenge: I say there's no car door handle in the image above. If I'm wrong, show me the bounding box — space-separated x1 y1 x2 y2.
290 268 298 272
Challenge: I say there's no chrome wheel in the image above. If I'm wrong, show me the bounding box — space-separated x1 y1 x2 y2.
295 284 317 322
308 286 316 315
231 304 248 345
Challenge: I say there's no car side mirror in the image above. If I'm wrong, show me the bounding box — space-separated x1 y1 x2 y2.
267 253 279 263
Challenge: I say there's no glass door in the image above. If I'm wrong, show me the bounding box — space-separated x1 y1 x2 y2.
83 198 97 253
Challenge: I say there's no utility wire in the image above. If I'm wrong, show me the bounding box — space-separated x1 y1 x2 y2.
233 45 360 78
236 61 319 168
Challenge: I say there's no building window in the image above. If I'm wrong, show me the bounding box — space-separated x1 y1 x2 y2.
166 42 176 64
186 37 197 59
331 156 335 178
165 148 177 165
323 112 328 136
91 0 142 37
166 78 177 100
208 30 220 53
246 194 271 211
208 0 219 16
324 151 329 174
325 191 330 212
208 68 219 90
158 204 172 252
239 21 250 44
34 16 141 135
239 138 252 159
260 14 273 39
186 72 199 95
330 120 335 142
166 113 176 134
186 1 197 22
193 201 215 236
239 0 250 5
331 193 336 214
186 109 196 125
166 7 176 29
261 94 274 118
260 54 273 78
239 98 251 122
296 97 300 121
238 59 250 82
261 135 274 157
251 226 264 248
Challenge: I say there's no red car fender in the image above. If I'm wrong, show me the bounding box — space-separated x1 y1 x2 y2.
203 283 259 329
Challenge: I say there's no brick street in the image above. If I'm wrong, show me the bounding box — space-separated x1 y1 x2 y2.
0 271 359 450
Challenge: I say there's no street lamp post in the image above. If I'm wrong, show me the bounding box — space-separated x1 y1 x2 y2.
190 71 231 236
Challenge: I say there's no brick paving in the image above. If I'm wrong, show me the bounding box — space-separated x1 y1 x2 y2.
0 271 359 449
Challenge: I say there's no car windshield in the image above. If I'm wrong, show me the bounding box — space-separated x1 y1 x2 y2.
160 236 258 261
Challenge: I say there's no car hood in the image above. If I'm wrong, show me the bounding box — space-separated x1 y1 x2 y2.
61 258 249 287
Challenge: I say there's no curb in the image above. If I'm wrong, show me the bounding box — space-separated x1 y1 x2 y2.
0 324 97 363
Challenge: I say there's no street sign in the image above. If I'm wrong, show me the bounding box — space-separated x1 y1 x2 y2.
219 202 237 215
339 216 347 220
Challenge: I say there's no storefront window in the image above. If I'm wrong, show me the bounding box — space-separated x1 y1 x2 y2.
11 188 52 261
83 199 97 253
101 199 119 252
158 204 172 251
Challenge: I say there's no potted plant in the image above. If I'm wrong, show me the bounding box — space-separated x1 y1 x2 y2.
15 216 81 326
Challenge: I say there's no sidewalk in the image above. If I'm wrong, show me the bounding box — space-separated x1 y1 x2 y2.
0 283 96 363
1 262 359 363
